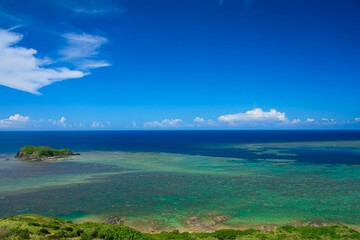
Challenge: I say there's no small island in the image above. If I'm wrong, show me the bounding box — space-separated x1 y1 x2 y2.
15 145 79 161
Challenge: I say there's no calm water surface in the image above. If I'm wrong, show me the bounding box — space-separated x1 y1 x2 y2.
0 131 360 231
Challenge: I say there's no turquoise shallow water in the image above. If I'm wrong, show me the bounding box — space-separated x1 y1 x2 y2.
1 136 360 231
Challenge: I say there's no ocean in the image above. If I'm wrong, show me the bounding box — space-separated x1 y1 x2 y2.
1 130 360 231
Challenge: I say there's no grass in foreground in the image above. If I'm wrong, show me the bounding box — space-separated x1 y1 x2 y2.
0 214 359 240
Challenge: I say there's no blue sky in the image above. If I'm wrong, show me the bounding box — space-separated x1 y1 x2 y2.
0 0 359 130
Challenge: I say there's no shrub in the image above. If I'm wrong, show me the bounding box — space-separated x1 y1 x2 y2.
13 228 30 239
39 228 50 234
211 229 240 240
28 222 40 226
64 226 73 231
0 226 12 239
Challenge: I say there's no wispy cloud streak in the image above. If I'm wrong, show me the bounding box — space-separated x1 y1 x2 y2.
60 0 122 15
0 29 85 95
60 33 110 70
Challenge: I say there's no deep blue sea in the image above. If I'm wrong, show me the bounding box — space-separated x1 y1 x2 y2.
1 130 360 164
1 130 360 231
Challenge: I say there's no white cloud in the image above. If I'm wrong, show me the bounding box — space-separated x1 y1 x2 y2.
306 118 316 123
305 118 339 125
59 117 66 123
52 116 67 127
91 121 110 128
193 117 217 127
0 114 112 129
291 118 301 125
0 29 86 95
320 118 337 125
91 121 104 128
144 119 184 128
218 108 287 123
60 33 110 69
322 118 335 122
193 117 205 123
81 60 110 69
0 114 30 128
69 122 85 128
355 118 360 123
8 114 30 122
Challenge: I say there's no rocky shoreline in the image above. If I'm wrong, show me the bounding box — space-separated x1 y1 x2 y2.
102 214 335 234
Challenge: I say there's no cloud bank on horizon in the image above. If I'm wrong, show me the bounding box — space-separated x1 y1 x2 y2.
0 113 108 130
138 108 360 129
1 109 360 130
0 113 30 128
0 29 108 95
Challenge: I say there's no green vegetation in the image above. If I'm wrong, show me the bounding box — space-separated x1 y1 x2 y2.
0 215 150 240
15 145 75 160
1 214 359 240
